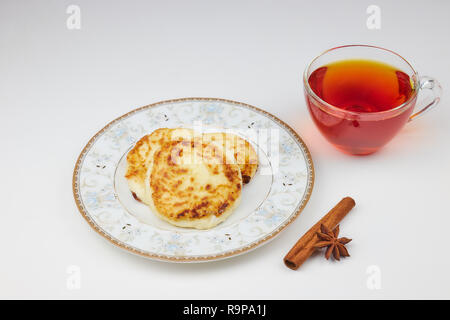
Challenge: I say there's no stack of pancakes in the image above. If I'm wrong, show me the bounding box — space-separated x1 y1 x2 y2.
125 128 258 229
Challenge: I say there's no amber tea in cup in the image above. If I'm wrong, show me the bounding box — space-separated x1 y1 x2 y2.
304 45 442 155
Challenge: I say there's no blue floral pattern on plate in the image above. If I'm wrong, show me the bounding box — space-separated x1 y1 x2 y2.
73 98 314 262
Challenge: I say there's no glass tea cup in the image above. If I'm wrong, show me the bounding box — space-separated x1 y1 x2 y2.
303 45 442 155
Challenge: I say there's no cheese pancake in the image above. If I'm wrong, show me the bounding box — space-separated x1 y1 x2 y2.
203 132 258 184
126 130 257 204
147 139 242 229
125 128 194 205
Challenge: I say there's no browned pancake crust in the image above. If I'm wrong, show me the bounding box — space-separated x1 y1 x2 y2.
125 128 173 183
203 132 258 184
149 139 242 222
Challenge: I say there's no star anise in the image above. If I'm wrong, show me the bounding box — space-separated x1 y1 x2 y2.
314 224 352 261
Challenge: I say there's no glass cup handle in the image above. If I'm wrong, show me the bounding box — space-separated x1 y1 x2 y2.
409 76 443 121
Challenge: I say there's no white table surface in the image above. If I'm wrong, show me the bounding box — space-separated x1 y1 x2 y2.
1 0 449 299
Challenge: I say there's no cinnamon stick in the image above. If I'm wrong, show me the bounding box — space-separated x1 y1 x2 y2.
283 197 355 270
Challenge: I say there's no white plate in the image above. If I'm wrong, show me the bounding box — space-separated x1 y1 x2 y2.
73 98 314 262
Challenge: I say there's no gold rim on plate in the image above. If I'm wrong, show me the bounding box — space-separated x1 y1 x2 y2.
72 97 315 262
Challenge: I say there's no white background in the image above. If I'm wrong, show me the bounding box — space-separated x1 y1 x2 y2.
1 0 449 299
